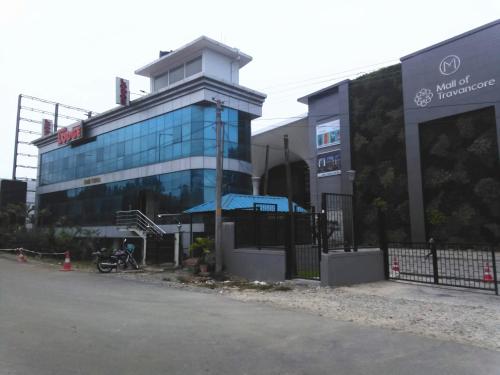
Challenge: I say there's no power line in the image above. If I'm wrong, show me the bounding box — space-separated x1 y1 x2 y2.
262 59 400 94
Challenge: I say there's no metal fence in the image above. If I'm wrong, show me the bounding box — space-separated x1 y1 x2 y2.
231 210 323 280
293 213 322 280
234 210 287 249
386 242 499 294
321 193 354 250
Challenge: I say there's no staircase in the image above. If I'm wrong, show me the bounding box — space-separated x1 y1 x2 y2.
116 210 166 238
116 210 169 266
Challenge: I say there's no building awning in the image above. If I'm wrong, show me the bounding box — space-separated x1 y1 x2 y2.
184 193 307 213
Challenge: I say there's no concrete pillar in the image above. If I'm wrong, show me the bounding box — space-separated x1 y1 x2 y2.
174 232 180 267
142 236 147 266
251 176 261 196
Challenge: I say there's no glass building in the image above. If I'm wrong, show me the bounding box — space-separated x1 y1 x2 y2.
33 36 266 231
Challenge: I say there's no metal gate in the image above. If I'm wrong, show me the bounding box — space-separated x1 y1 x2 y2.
385 242 499 294
321 193 355 251
285 194 355 280
291 213 323 280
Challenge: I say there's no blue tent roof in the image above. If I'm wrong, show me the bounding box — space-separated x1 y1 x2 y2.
184 194 307 213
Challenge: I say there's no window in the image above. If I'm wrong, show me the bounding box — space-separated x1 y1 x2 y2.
169 65 184 84
96 148 104 162
185 57 202 77
116 142 125 157
39 105 251 185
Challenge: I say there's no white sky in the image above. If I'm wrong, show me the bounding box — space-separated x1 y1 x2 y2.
0 0 499 180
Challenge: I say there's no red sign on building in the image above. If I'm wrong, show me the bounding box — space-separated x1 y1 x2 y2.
42 119 53 136
115 77 130 106
57 123 83 145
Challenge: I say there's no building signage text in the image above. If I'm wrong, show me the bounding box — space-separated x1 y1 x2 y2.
57 124 83 145
414 54 496 107
42 119 53 136
83 177 101 185
115 77 130 106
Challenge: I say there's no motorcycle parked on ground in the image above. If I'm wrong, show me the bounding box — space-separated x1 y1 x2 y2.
93 239 139 273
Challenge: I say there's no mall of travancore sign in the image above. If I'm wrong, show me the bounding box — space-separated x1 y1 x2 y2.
414 55 497 108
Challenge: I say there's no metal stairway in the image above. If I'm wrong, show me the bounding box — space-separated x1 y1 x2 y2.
116 210 166 238
116 210 167 266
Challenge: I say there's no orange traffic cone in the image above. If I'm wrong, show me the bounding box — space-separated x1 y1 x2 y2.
16 249 27 263
483 263 493 283
60 251 73 271
391 257 400 272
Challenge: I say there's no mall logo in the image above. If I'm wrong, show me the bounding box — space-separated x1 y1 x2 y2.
439 55 461 75
414 88 433 107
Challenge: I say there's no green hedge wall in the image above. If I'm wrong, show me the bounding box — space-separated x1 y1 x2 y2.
349 64 410 244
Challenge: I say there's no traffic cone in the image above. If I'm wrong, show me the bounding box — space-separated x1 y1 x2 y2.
16 249 27 263
483 263 493 283
60 251 73 271
391 257 400 272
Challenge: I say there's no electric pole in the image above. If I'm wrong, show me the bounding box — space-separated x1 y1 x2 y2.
12 94 22 179
214 98 224 273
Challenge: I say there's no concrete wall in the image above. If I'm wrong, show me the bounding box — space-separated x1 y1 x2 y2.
306 80 353 209
203 49 239 84
320 250 385 287
222 222 286 281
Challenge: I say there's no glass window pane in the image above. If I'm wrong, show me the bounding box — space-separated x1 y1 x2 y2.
169 65 184 84
185 57 202 77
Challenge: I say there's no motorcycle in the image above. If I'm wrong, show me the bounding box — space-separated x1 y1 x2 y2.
93 239 139 273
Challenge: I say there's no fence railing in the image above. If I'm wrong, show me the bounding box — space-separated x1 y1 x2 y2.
116 210 166 237
234 211 287 249
386 242 499 294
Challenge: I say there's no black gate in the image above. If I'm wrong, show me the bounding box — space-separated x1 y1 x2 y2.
291 213 323 280
284 193 355 280
385 242 499 294
321 193 355 251
377 209 499 295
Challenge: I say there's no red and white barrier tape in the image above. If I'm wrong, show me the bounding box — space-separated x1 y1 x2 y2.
0 248 66 256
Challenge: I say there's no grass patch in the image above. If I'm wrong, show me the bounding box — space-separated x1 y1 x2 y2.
296 270 320 279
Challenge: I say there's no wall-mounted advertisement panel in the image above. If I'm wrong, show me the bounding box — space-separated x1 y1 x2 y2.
317 150 341 177
316 119 340 148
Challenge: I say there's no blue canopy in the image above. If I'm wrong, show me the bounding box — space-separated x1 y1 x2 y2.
184 194 307 213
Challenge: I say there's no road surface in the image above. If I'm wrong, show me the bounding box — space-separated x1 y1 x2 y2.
0 255 498 375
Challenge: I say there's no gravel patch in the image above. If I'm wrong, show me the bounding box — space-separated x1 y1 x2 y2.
225 281 500 351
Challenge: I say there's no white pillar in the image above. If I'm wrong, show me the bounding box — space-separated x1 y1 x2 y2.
251 176 261 196
142 236 147 266
174 232 180 267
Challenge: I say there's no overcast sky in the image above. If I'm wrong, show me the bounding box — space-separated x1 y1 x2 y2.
0 0 499 180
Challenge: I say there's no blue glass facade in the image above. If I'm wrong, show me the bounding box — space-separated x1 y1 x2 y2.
39 104 251 186
38 169 251 225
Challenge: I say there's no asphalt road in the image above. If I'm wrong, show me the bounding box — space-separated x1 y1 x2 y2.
0 255 499 375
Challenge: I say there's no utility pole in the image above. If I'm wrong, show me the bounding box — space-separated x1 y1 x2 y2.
54 103 59 132
214 98 224 273
284 135 296 278
12 94 22 179
263 145 269 195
